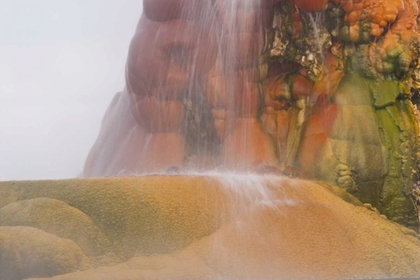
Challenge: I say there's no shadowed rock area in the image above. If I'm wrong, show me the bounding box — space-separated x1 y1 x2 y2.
0 176 419 280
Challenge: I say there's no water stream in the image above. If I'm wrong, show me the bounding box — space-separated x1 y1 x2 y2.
84 0 299 176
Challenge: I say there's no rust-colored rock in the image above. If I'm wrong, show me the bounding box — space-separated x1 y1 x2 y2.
294 0 328 12
85 0 420 230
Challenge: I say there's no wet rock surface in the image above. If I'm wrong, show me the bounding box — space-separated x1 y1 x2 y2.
84 0 420 231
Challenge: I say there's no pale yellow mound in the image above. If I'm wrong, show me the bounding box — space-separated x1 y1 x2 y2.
0 176 419 280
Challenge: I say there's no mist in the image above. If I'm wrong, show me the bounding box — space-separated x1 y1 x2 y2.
0 0 143 181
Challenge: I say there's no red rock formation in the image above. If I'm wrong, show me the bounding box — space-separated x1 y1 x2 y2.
86 0 285 175
84 0 420 230
295 0 329 12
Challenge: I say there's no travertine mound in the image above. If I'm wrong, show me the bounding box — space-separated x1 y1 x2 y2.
0 226 90 280
0 198 113 258
0 176 419 280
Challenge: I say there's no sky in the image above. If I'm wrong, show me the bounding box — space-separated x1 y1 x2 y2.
0 0 143 181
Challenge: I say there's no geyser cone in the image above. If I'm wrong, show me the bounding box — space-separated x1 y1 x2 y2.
85 0 420 235
4 1 420 279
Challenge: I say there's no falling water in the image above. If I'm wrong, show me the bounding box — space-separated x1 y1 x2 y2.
81 2 340 270
82 4 330 261
84 0 279 177
307 12 326 65
306 11 332 96
222 175 293 226
204 171 302 278
3 1 420 279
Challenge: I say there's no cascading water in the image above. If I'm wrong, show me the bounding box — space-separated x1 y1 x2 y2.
81 2 331 272
2 1 420 279
84 0 420 233
84 0 282 176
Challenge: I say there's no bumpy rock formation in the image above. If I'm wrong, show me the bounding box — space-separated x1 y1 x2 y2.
85 0 284 175
1 177 420 280
0 226 90 280
4 2 420 279
84 0 420 231
260 0 420 231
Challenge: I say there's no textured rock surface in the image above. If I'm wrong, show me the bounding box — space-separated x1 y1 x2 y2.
0 176 420 280
0 227 90 280
0 198 113 259
263 0 420 230
298 73 420 230
84 0 420 231
0 178 227 260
